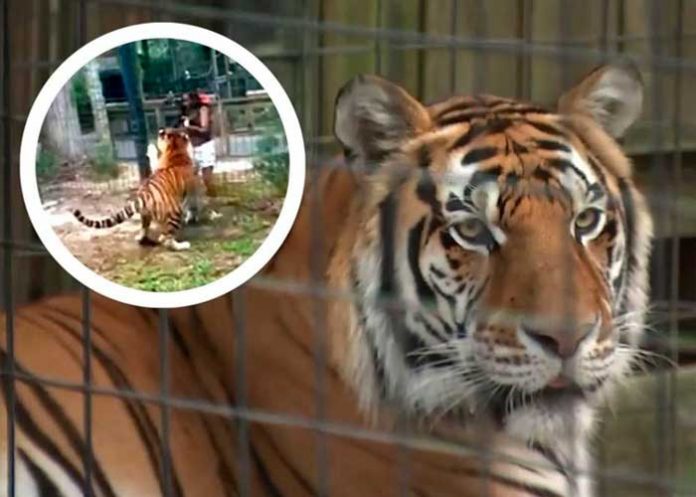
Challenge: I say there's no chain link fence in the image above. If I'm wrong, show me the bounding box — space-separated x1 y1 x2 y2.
1 1 695 496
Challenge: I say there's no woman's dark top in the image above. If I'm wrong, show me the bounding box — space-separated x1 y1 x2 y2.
180 92 213 147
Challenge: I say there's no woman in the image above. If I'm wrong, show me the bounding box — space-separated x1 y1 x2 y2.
180 90 221 221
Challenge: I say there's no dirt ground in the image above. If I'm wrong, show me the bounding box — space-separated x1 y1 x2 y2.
39 162 283 292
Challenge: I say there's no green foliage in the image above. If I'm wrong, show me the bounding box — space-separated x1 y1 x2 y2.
70 70 95 133
139 39 212 97
222 238 256 257
90 141 119 179
122 257 215 292
36 148 58 178
253 117 289 195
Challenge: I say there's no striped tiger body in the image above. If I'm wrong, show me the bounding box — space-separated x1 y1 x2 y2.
72 129 196 251
1 62 651 496
0 295 238 497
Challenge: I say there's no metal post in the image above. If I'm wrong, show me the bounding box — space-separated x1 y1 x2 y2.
118 42 151 179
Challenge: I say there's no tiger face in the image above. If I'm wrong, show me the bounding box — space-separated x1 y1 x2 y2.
156 127 194 164
332 63 652 445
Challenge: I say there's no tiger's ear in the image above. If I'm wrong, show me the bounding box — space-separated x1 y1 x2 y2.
558 61 643 138
334 75 431 170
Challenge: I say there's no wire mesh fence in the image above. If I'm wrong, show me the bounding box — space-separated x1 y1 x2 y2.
1 0 695 496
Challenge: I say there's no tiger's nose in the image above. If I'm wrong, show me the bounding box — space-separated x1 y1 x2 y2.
521 322 595 359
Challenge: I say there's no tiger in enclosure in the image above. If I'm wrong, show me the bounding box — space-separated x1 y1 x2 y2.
72 128 198 251
3 61 651 496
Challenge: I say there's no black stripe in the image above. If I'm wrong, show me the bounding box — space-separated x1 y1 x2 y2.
424 213 444 240
350 265 388 398
481 475 564 497
530 442 569 478
586 182 604 203
418 144 431 168
586 155 608 186
445 193 468 213
492 104 550 115
431 279 456 309
37 310 183 497
379 193 397 297
200 420 237 497
535 140 571 153
73 204 135 228
254 427 316 495
546 158 590 186
449 122 488 151
22 380 118 497
168 319 193 361
438 111 487 126
416 171 441 214
437 104 550 127
249 446 285 497
497 187 519 221
435 100 484 118
408 217 437 304
405 315 454 369
510 140 529 155
532 167 553 182
526 120 566 138
467 166 503 192
429 264 446 279
440 230 458 250
446 461 566 497
618 178 636 285
461 146 498 166
453 281 469 295
508 195 526 218
89 338 184 497
19 448 66 497
3 347 118 497
0 353 94 496
464 277 489 321
604 216 618 240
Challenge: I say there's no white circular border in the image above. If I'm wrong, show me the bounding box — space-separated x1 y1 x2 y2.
20 23 306 308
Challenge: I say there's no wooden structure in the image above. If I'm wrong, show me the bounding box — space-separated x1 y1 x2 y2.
104 92 282 160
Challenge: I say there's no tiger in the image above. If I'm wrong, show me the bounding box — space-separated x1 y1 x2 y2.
147 128 220 227
72 128 197 251
1 61 651 497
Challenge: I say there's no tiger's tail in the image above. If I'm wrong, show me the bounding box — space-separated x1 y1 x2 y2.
73 198 143 229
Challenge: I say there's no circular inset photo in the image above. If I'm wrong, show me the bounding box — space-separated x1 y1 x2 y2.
21 23 305 308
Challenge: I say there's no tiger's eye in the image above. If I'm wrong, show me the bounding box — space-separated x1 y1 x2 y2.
457 218 486 239
575 208 601 232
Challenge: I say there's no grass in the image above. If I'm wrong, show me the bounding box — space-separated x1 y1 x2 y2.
222 238 257 257
111 253 221 292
